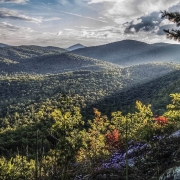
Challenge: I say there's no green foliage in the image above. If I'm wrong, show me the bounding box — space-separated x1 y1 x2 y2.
78 109 111 162
0 94 179 179
50 107 85 179
164 93 180 129
110 101 153 142
0 155 35 180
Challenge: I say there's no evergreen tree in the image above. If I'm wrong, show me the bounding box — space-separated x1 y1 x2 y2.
161 11 180 41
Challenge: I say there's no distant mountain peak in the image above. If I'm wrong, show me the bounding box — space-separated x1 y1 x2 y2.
71 39 180 66
66 43 86 51
0 43 9 47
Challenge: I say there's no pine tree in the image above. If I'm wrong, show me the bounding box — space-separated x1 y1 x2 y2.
161 11 180 41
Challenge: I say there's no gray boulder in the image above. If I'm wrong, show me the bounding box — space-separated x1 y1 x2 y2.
159 166 180 180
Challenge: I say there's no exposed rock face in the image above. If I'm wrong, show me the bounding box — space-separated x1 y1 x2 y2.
159 166 180 180
78 130 180 180
99 141 151 170
170 130 180 138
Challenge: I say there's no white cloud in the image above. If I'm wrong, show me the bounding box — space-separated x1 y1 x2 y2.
0 22 20 30
159 19 174 26
88 0 180 24
43 17 61 22
75 26 90 29
0 22 35 41
0 8 42 23
0 22 34 32
64 28 74 31
0 0 28 4
1 0 179 47
0 22 62 45
55 26 124 41
80 25 124 39
57 31 62 36
88 0 116 3
57 10 108 23
0 20 174 48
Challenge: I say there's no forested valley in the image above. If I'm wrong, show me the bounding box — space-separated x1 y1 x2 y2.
0 40 180 179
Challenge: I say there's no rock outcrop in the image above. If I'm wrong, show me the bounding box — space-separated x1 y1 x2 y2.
159 166 180 180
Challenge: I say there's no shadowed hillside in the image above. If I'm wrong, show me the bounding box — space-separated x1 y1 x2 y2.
82 69 180 119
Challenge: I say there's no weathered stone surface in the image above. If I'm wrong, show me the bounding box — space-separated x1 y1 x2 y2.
82 174 91 180
170 130 180 138
159 166 180 180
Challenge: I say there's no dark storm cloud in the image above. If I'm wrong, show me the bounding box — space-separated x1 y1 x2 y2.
124 11 162 34
0 8 41 22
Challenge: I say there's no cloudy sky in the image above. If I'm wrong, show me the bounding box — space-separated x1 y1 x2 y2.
0 0 180 48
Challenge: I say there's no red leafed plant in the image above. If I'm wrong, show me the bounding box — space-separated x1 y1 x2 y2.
153 116 168 125
105 129 121 150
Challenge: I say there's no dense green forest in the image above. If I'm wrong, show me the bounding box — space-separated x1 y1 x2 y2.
0 62 179 129
0 90 180 179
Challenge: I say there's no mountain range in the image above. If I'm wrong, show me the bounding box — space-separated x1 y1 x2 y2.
1 40 180 75
71 40 180 66
0 45 116 74
0 39 180 165
0 39 180 180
